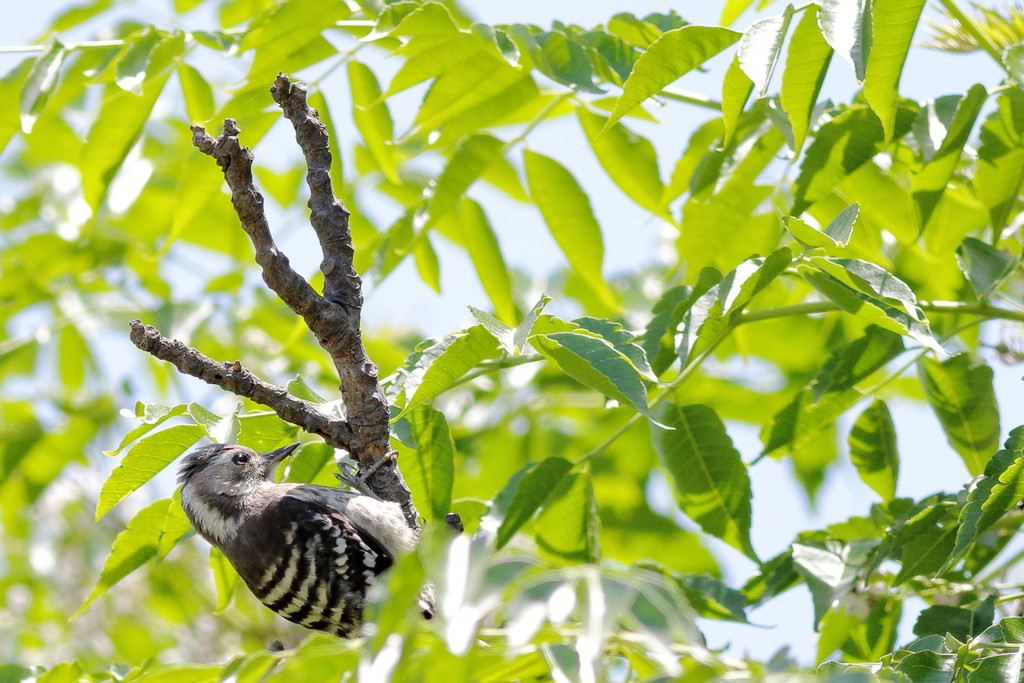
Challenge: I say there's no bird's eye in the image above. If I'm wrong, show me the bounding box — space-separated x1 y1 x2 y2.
231 453 249 465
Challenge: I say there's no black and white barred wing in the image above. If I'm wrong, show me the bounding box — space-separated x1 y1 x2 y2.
235 495 394 638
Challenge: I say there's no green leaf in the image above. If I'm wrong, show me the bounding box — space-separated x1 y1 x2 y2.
780 6 833 153
495 456 574 549
863 0 926 139
573 317 655 380
848 399 899 501
956 237 1021 298
19 36 66 134
819 0 870 80
75 498 172 617
678 248 793 364
1006 45 1024 89
523 150 618 310
459 199 516 324
535 30 601 93
913 597 995 641
893 501 958 584
80 33 183 212
792 107 891 215
784 203 858 248
105 403 188 456
469 306 516 354
414 53 536 136
187 403 241 445
513 294 552 354
210 546 240 614
577 107 666 218
349 60 400 185
737 5 794 99
813 328 904 402
430 135 504 221
802 256 941 352
531 331 656 422
113 27 166 94
403 406 456 522
912 85 987 225
947 428 1024 568
642 284 700 377
918 354 1000 476
157 487 194 560
607 12 665 48
975 89 1024 236
762 387 862 458
96 424 205 519
721 55 754 146
396 325 501 419
602 26 741 132
535 469 599 563
792 540 871 627
651 403 757 560
177 62 215 123
676 574 749 622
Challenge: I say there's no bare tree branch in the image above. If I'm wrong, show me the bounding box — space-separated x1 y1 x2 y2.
127 74 418 527
129 320 355 449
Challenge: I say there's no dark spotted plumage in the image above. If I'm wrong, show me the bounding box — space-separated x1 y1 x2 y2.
177 443 421 638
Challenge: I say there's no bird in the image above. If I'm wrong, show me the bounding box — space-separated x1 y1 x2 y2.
177 442 421 638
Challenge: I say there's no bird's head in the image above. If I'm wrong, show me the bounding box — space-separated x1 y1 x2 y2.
178 442 301 494
178 443 301 544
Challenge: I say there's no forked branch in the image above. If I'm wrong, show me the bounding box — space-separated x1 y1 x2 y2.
131 74 416 527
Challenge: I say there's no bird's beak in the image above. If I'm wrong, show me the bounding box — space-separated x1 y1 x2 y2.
264 442 301 466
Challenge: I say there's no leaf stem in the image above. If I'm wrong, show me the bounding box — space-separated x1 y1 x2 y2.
502 92 572 151
737 300 1024 325
657 87 723 111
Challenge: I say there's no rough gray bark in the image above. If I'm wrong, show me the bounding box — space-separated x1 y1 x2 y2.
131 74 417 528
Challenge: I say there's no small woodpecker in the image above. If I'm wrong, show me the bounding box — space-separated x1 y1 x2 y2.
177 442 422 637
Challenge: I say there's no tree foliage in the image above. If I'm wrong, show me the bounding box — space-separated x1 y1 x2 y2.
1 0 1023 680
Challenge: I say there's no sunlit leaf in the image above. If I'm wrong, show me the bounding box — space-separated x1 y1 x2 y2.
531 331 656 422
535 469 599 562
496 456 574 548
784 203 858 249
396 325 501 418
81 33 184 212
19 36 66 134
458 199 516 324
577 107 666 218
349 60 400 184
975 89 1024 236
96 424 205 519
602 26 740 132
947 428 1024 568
819 0 870 80
737 5 794 98
956 237 1021 298
863 0 927 139
802 256 942 352
781 6 833 153
919 354 1000 476
524 150 618 310
912 84 987 225
848 400 899 501
403 406 456 522
75 498 172 617
429 135 504 221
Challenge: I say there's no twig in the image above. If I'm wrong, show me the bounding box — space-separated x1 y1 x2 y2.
137 74 419 526
129 320 355 449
